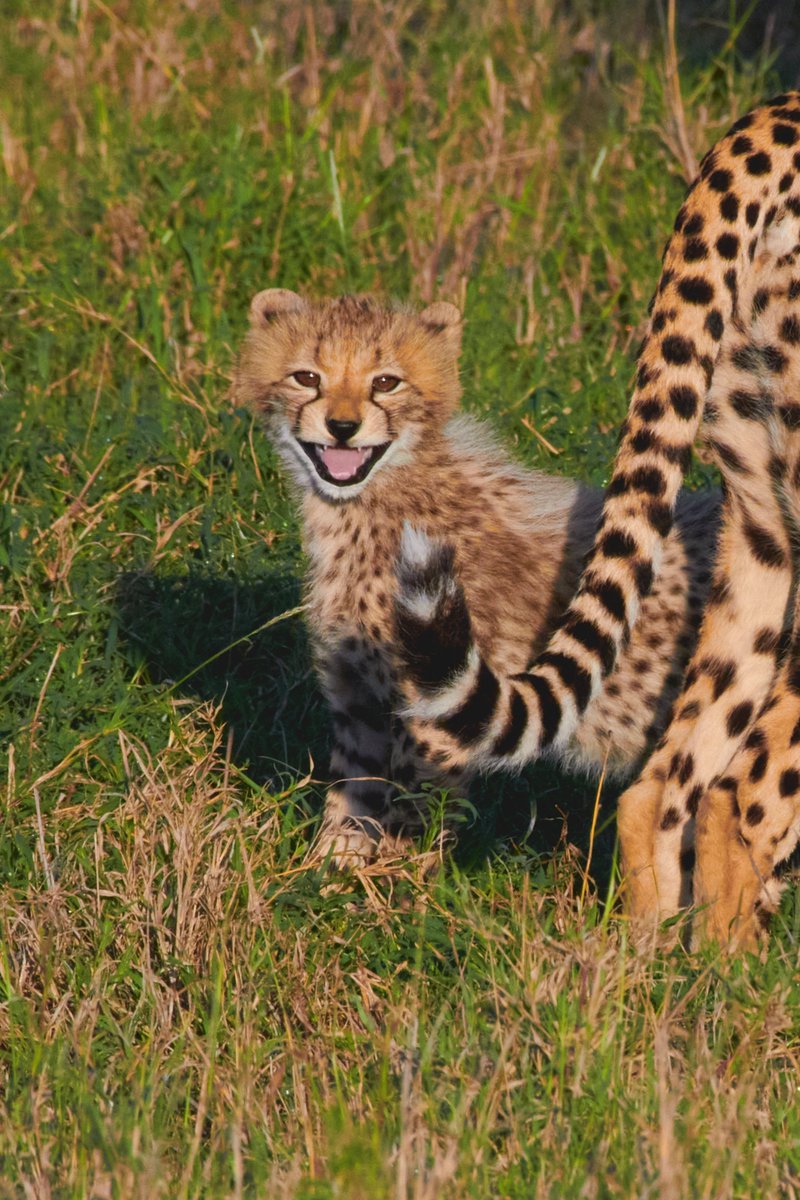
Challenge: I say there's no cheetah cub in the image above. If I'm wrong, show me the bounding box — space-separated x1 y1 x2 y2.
235 289 719 866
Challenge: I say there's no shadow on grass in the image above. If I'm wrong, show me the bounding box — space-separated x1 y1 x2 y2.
115 567 328 786
115 567 621 890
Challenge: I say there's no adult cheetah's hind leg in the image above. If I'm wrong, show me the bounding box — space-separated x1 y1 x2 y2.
620 340 792 926
693 666 800 951
694 270 800 948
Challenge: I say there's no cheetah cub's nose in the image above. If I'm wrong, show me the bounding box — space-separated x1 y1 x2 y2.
326 418 361 443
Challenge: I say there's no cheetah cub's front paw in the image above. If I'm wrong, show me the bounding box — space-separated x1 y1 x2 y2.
310 819 380 871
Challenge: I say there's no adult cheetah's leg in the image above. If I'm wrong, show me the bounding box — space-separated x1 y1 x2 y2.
621 338 793 922
623 228 800 926
693 664 800 951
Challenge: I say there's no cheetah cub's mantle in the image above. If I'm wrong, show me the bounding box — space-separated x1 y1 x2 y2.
236 290 718 866
394 92 800 948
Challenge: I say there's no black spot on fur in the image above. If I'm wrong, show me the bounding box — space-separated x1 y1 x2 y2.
637 398 664 422
701 656 736 699
754 628 781 655
634 560 654 598
769 454 786 481
683 238 709 262
716 232 739 260
645 502 672 536
680 846 696 873
731 344 763 374
707 439 749 475
686 784 704 816
719 193 739 222
708 168 733 192
660 805 681 830
728 112 755 133
678 752 695 785
752 288 770 316
779 405 800 430
780 315 800 345
745 202 760 227
746 151 771 175
631 464 668 495
679 700 700 719
729 388 762 420
745 802 765 826
749 751 768 783
601 529 637 558
763 345 788 373
662 334 694 364
631 428 655 453
677 276 713 305
705 309 724 340
780 768 800 796
772 122 799 146
745 727 766 752
790 717 800 746
669 384 699 419
658 441 693 472
731 135 754 155
742 520 787 568
788 661 800 695
723 268 739 308
726 701 754 737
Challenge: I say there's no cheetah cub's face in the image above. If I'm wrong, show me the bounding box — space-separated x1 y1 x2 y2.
236 290 462 500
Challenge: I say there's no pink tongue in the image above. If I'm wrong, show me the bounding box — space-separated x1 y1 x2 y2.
321 446 369 480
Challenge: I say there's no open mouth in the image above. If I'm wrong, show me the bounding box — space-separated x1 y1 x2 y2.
299 440 390 487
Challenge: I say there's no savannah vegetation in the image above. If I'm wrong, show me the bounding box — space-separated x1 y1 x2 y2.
1 1 799 1195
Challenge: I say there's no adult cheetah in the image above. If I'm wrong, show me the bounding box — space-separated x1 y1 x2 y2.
392 92 800 948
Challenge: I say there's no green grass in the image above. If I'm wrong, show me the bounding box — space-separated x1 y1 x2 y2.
2 1 800 1195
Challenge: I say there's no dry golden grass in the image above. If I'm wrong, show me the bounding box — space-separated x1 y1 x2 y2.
2 0 800 1195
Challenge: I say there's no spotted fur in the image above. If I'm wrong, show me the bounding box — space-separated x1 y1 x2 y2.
393 92 800 943
235 293 718 865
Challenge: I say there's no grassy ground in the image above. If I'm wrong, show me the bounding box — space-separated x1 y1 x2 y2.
2 1 800 1195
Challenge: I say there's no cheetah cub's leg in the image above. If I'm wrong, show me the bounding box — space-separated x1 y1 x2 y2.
621 333 792 923
693 665 800 952
312 641 399 869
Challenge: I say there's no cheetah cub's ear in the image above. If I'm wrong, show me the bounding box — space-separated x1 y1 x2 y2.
419 301 462 353
248 288 306 327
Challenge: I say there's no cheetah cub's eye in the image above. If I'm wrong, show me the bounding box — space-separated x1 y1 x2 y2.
292 370 320 389
372 374 402 393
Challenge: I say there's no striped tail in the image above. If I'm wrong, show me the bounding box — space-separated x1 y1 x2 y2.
394 91 800 772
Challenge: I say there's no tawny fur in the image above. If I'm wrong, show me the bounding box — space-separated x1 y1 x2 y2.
388 92 800 948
